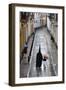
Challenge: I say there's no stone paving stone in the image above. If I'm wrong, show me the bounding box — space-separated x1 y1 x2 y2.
28 27 57 77
20 35 34 78
20 27 58 78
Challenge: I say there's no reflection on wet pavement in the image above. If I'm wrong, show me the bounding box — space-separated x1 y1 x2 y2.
28 27 58 77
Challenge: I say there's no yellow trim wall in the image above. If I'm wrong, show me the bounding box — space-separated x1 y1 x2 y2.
20 22 26 52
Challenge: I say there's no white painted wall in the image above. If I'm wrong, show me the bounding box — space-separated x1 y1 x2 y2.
47 16 58 45
34 13 41 28
47 17 51 31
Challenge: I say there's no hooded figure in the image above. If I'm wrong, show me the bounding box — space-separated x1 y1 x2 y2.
23 42 28 54
36 46 43 68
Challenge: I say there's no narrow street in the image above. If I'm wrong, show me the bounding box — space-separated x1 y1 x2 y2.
20 13 58 78
27 27 58 77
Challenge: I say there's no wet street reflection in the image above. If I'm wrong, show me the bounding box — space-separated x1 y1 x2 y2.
20 13 58 78
27 27 57 77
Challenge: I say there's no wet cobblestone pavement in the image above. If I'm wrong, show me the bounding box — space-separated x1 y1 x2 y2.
27 27 58 77
20 27 58 78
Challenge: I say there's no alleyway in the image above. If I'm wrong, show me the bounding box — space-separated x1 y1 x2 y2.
20 12 58 78
27 27 58 77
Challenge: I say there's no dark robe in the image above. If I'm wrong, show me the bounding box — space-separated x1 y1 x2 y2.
36 50 42 68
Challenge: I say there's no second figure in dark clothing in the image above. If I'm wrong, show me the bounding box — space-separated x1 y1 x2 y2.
36 46 43 68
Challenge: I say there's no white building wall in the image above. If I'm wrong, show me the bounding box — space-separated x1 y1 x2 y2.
34 13 41 28
47 16 58 46
47 17 51 32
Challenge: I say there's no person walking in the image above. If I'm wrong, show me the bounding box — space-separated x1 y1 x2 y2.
43 54 48 70
36 45 43 68
22 42 28 63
